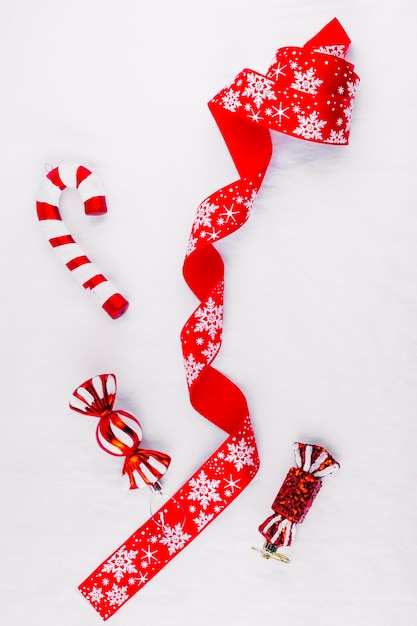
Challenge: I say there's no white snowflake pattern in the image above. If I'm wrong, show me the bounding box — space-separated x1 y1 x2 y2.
137 572 148 585
102 546 138 583
193 511 214 531
224 474 241 494
186 235 197 257
347 80 359 97
183 353 204 385
314 44 346 58
194 297 223 340
225 438 255 471
106 584 129 607
88 586 104 604
201 341 221 362
243 72 277 108
328 129 347 144
343 103 354 128
221 88 242 112
160 523 191 555
291 67 323 95
188 470 222 510
193 199 219 232
244 189 258 216
294 111 327 140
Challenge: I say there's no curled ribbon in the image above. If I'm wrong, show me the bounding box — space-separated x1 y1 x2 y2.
78 19 359 619
257 442 340 556
70 374 171 491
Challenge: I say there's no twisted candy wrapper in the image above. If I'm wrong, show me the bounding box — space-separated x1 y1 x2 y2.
258 442 340 550
70 374 171 490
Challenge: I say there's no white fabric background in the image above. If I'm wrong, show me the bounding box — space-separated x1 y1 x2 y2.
1 1 416 624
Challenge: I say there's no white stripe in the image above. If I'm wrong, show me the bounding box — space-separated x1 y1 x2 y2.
71 262 101 287
39 219 69 239
92 375 104 399
270 518 293 546
139 462 157 484
132 470 147 489
90 281 120 306
76 387 95 406
37 177 62 205
293 442 302 468
314 463 340 478
77 171 105 203
147 457 167 475
97 429 123 456
262 513 282 535
57 163 78 189
111 423 136 448
69 395 89 412
117 414 142 440
309 451 328 474
303 445 312 472
52 242 85 265
106 374 116 396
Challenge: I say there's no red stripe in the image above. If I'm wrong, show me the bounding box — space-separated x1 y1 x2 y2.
47 167 66 190
76 165 92 187
66 256 90 271
102 293 130 319
83 274 106 290
36 202 61 220
49 234 75 248
84 196 107 215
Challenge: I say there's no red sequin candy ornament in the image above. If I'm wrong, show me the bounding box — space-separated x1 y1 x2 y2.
70 374 171 491
255 442 339 561
36 163 129 319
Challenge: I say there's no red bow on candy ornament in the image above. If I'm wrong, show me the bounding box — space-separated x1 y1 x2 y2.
70 374 171 491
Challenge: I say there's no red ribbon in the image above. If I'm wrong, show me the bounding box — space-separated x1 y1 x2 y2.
78 18 359 619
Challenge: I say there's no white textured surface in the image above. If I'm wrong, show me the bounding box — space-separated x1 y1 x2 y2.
1 1 416 625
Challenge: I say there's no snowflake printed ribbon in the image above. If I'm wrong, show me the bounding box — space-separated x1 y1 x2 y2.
79 18 359 619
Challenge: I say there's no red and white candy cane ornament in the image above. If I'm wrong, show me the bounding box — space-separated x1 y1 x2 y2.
254 442 340 561
70 373 171 491
36 163 129 319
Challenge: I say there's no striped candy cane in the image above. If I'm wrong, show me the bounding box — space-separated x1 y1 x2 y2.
36 163 129 319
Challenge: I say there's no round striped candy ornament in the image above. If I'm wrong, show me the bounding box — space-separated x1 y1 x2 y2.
70 373 171 491
36 163 129 319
